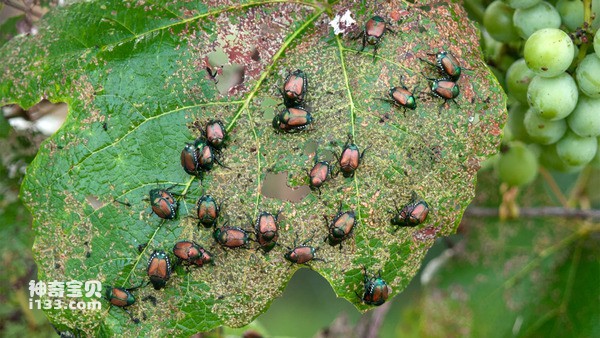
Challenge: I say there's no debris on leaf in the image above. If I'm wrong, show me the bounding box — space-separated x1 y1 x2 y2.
329 10 357 36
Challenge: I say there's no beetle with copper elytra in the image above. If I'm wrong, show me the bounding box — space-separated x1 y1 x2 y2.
283 236 324 265
254 210 281 253
308 155 332 194
335 134 367 178
378 76 418 115
213 222 251 249
280 69 308 107
324 203 357 249
105 282 146 323
147 250 171 290
420 50 469 82
356 15 394 59
390 192 430 231
149 187 179 220
205 120 227 149
272 106 313 133
357 267 392 306
422 74 460 112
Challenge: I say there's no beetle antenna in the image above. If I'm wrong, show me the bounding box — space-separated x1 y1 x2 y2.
113 199 132 207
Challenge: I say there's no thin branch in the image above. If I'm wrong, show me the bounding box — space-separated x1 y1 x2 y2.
539 167 569 208
2 0 44 18
365 301 392 338
464 206 600 220
568 166 592 206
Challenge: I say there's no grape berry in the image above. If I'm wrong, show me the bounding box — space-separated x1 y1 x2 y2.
483 0 600 184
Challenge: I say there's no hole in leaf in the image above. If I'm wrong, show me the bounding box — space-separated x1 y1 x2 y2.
261 171 310 202
216 64 245 94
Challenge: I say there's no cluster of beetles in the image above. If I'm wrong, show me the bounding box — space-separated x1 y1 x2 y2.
105 14 472 322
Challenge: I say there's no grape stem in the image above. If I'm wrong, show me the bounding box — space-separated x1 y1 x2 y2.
539 167 569 207
573 0 595 67
464 206 600 220
568 166 593 207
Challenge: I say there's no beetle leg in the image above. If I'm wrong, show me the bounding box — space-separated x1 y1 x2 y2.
352 30 364 41
355 291 364 302
372 43 378 60
213 156 231 169
113 199 132 207
360 146 369 161
359 31 366 52
419 57 437 69
375 97 396 106
121 308 140 324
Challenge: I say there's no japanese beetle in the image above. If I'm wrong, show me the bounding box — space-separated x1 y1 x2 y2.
205 120 226 148
254 211 280 253
106 287 136 308
280 69 308 107
195 139 228 171
324 203 356 248
378 76 418 114
272 106 313 133
358 16 394 59
173 240 202 263
423 75 460 110
335 135 366 178
197 195 220 228
390 193 429 231
180 143 201 176
308 158 332 194
359 267 392 306
149 188 178 219
213 223 250 249
420 51 466 82
284 237 323 265
147 250 171 290
190 247 214 267
105 283 144 323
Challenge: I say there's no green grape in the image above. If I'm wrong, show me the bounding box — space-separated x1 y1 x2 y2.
590 138 600 168
596 29 600 59
506 102 532 142
555 0 584 31
527 73 578 120
513 2 561 39
497 142 539 186
484 1 521 42
506 58 536 104
567 95 600 137
524 107 567 144
540 144 585 172
556 131 598 166
503 0 542 9
575 54 600 98
524 28 575 77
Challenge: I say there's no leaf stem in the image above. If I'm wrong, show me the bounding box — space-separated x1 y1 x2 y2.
334 34 362 220
522 238 583 337
334 35 356 137
499 225 592 292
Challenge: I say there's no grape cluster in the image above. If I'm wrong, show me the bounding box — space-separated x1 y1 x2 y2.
483 0 600 186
